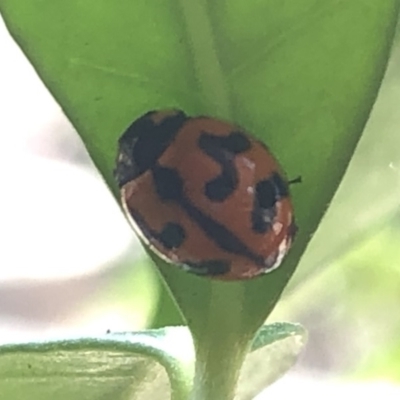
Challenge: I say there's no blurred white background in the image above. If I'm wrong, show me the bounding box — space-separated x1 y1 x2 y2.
0 17 157 341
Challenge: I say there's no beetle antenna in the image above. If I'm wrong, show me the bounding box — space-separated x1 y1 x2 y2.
288 176 302 185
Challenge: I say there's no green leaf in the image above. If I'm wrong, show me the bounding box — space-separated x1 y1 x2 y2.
285 26 400 288
0 323 306 400
0 328 194 400
0 1 398 398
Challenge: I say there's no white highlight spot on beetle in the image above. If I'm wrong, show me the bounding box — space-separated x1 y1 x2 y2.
273 221 283 235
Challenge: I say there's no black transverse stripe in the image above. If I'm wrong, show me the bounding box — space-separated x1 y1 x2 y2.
179 197 265 266
128 197 265 266
149 164 266 266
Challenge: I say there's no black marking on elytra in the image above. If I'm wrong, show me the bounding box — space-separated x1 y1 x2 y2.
251 179 277 233
272 172 289 198
114 110 187 187
181 197 264 265
255 179 277 209
159 222 186 249
199 131 251 202
251 173 289 234
152 164 184 202
251 207 275 234
129 208 185 250
202 131 251 154
184 259 231 276
150 163 265 266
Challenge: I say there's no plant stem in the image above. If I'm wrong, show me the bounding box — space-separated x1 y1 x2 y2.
178 0 231 118
189 284 252 400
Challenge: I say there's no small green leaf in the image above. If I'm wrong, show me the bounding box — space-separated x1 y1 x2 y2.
0 328 195 400
0 323 305 400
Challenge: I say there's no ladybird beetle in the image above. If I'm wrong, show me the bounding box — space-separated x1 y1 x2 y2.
114 110 297 281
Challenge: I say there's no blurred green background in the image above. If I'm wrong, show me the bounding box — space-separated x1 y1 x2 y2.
270 22 400 380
